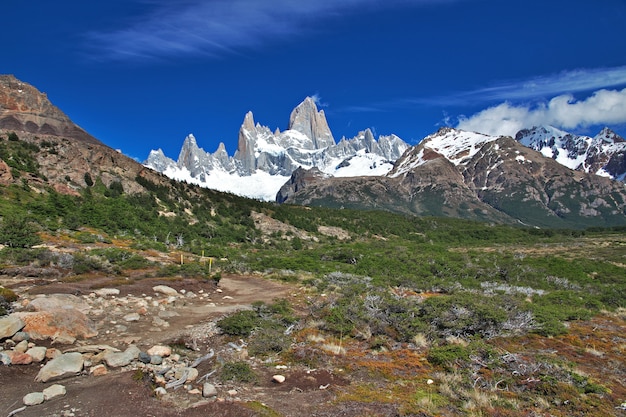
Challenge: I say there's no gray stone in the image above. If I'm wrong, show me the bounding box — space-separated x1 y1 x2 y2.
35 352 84 382
14 339 29 353
94 288 120 297
28 294 90 313
123 313 140 322
26 346 47 362
12 331 30 342
150 355 163 365
23 392 45 406
0 315 25 339
104 345 140 368
138 352 151 364
152 285 178 296
0 352 11 365
202 382 217 398
43 384 66 400
174 367 198 381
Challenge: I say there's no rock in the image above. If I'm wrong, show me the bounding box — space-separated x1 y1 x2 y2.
123 313 140 322
94 288 120 297
13 309 97 341
138 352 151 364
43 384 66 400
151 317 169 328
12 331 30 342
23 392 45 406
28 294 90 313
154 387 167 396
150 355 163 365
46 348 62 360
35 352 84 382
222 296 234 300
147 345 171 357
89 364 108 376
188 388 201 395
1 352 11 365
14 339 29 353
103 345 140 368
6 351 32 365
272 374 286 383
152 285 178 296
26 346 47 362
202 383 217 398
0 315 25 339
175 367 199 382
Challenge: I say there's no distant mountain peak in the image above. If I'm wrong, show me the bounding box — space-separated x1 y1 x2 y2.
288 97 334 149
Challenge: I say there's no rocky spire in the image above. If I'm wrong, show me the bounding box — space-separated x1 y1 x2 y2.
288 97 335 149
234 111 258 175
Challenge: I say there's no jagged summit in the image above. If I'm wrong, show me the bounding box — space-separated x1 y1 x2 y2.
145 97 409 200
515 125 626 180
288 97 334 149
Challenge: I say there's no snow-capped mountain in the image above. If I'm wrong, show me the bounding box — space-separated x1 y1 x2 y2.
281 127 626 229
144 97 409 200
515 126 626 181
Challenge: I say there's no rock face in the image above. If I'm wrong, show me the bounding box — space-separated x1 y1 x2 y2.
280 128 626 229
287 97 335 149
0 74 100 145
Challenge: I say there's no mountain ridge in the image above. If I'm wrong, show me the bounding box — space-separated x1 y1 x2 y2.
145 97 409 200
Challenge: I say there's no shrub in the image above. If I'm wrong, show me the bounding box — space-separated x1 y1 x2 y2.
217 310 260 337
220 361 257 383
248 326 291 356
0 216 41 248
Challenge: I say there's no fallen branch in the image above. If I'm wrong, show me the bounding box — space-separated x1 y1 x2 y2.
191 349 215 368
7 406 27 417
197 369 217 383
165 369 189 390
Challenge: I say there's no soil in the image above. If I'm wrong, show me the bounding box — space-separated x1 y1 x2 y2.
0 274 356 417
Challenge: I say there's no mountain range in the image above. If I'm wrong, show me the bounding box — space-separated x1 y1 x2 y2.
144 97 409 201
2 74 626 229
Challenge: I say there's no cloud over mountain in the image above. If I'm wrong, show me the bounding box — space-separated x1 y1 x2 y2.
456 87 626 137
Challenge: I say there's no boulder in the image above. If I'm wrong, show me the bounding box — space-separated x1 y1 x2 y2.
14 339 29 353
13 308 97 341
104 345 140 368
94 288 120 297
174 367 199 382
28 294 90 313
26 346 47 362
12 331 30 342
35 352 84 382
147 345 171 357
152 285 178 296
6 351 32 365
89 364 108 376
23 392 45 406
0 315 25 339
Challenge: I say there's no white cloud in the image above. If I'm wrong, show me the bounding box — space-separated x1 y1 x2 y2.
456 88 626 136
86 0 442 61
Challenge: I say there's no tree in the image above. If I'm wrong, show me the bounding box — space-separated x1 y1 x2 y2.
0 215 42 248
84 172 94 187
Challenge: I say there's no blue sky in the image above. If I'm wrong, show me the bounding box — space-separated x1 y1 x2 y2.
5 0 626 160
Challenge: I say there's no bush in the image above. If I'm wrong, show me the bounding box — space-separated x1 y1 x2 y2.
217 310 261 337
220 361 258 383
0 215 41 248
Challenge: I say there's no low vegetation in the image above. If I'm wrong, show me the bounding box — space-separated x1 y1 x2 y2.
1 133 625 415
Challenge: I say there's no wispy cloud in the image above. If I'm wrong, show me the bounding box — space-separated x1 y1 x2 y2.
86 0 442 61
456 87 626 136
456 66 626 103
